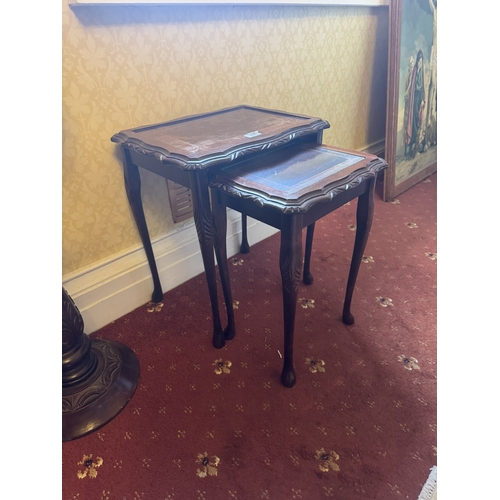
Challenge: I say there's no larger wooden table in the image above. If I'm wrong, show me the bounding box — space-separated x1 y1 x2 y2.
111 106 330 342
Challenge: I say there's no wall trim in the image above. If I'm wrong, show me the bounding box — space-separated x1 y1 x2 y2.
63 210 278 334
362 138 385 158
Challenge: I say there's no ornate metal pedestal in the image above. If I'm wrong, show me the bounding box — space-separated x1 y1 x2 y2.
62 288 140 441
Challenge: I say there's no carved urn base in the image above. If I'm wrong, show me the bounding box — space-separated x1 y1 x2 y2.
62 288 140 442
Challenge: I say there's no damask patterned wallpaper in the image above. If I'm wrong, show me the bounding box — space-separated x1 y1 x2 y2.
62 1 388 275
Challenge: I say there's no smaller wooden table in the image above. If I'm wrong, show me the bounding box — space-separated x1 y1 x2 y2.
210 143 387 387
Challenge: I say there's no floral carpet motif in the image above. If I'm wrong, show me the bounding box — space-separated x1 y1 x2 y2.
62 174 437 499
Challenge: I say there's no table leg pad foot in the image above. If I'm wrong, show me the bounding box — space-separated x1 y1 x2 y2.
212 333 226 349
342 312 355 325
303 272 314 285
224 325 236 340
281 368 296 388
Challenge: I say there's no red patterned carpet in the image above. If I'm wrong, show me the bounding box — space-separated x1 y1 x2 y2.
62 174 437 500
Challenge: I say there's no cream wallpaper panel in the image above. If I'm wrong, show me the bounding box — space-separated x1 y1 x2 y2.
62 2 388 275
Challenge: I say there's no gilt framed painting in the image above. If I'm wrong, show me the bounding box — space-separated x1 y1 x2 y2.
383 0 437 201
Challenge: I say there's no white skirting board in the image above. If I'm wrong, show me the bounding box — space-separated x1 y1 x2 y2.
62 210 278 334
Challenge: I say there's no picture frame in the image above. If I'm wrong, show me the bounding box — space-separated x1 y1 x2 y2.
383 0 437 201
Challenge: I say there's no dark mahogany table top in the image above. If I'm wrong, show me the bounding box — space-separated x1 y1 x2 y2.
111 105 330 171
210 143 383 213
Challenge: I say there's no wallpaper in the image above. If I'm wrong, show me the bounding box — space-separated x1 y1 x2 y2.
62 1 388 275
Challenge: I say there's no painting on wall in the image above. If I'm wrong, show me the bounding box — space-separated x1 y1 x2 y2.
383 0 437 201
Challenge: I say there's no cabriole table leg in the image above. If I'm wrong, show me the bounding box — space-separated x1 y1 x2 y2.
279 214 304 388
212 190 236 345
190 171 226 347
342 177 376 325
123 154 163 303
